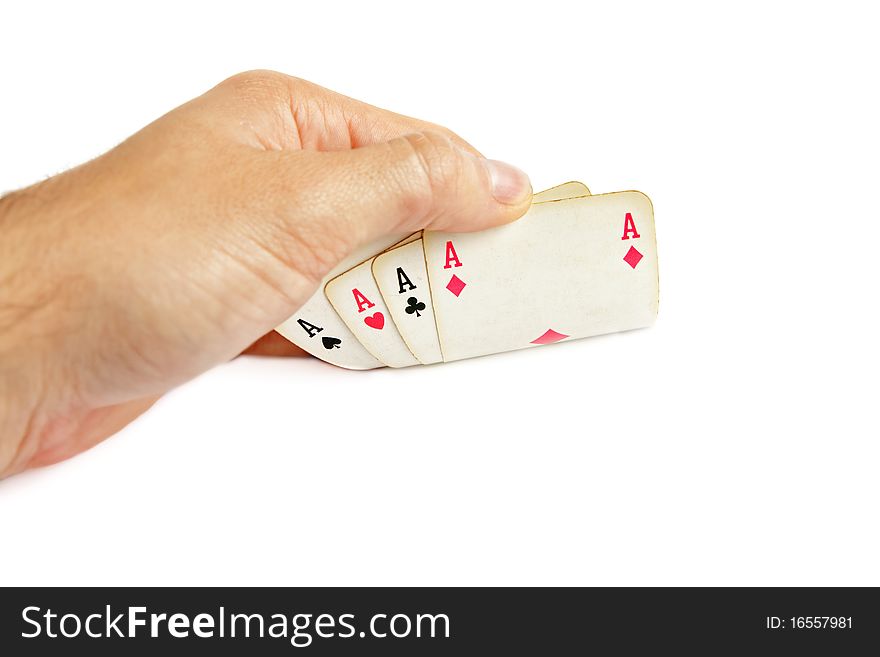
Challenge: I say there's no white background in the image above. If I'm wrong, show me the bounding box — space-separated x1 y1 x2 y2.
2 1 878 586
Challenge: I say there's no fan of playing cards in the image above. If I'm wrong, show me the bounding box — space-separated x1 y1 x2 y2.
275 182 658 369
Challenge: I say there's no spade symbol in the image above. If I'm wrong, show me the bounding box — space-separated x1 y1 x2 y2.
404 296 426 317
321 336 342 350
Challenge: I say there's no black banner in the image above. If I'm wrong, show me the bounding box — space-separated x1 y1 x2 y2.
1 587 876 654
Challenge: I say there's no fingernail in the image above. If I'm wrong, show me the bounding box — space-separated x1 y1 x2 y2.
484 159 531 205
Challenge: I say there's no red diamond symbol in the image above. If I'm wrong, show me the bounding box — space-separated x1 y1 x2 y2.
531 329 569 345
623 246 643 269
446 274 466 297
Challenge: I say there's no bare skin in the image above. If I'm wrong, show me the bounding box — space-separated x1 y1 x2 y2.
0 70 531 478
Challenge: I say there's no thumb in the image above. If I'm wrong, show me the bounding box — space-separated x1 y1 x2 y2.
288 131 532 245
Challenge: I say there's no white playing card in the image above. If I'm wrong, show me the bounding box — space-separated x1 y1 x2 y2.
371 238 440 364
529 180 592 203
372 182 593 364
324 236 422 368
422 191 658 362
275 233 408 369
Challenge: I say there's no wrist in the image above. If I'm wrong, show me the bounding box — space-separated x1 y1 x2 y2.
0 189 53 477
0 364 37 478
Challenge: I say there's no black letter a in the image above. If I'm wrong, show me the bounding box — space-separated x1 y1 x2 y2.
396 267 417 294
297 318 323 338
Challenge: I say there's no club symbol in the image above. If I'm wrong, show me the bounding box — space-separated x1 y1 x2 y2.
321 336 342 349
404 296 426 317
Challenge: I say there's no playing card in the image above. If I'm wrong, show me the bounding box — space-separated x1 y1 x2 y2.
371 182 593 364
275 234 408 369
528 180 593 203
422 191 658 362
324 236 422 368
370 238 440 364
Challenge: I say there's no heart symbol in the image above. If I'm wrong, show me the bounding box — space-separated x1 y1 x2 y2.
321 336 342 350
364 312 385 330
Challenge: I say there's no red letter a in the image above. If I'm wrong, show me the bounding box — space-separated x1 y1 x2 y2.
621 212 641 240
352 288 375 313
443 241 462 269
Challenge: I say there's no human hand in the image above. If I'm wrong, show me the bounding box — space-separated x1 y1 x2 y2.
0 70 531 478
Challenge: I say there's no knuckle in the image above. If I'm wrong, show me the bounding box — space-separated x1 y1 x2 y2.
424 121 465 146
381 131 469 227
414 120 480 157
399 131 464 206
221 69 285 87
217 69 292 103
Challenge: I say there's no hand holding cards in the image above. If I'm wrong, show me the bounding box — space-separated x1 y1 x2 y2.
276 182 658 368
